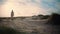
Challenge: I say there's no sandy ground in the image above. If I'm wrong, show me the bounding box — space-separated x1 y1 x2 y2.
0 18 60 34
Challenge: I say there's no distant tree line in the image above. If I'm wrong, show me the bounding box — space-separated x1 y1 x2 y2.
32 14 50 20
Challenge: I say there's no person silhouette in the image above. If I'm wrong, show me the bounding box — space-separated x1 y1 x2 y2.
11 10 14 20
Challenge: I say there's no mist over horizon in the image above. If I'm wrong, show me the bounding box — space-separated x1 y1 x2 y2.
0 0 60 17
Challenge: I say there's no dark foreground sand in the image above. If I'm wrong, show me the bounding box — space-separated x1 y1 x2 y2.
0 17 60 34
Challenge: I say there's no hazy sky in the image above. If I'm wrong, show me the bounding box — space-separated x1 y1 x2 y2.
0 0 60 17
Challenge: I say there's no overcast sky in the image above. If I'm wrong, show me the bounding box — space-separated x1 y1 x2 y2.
0 0 60 17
